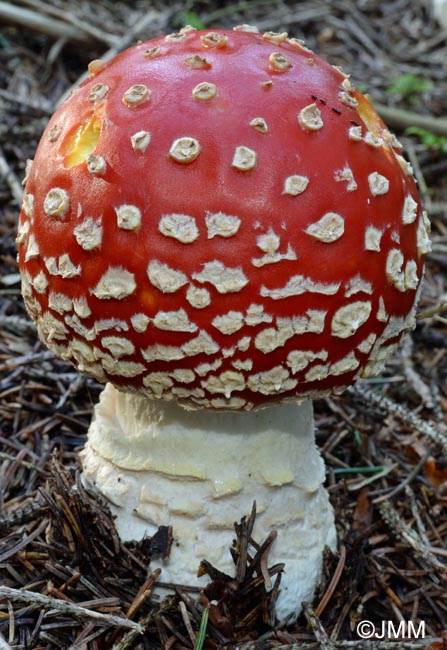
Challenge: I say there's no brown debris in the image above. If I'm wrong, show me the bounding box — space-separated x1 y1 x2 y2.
0 458 168 647
137 526 173 563
197 509 283 642
1 0 447 648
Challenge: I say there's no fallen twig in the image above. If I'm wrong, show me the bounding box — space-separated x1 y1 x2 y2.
0 586 144 633
372 446 433 503
374 101 447 136
232 642 439 649
315 545 346 618
0 1 96 43
111 601 175 650
417 301 447 320
0 147 23 205
349 383 447 458
379 501 447 577
303 604 334 650
0 519 48 562
401 337 434 408
0 315 36 336
0 634 13 650
0 88 53 115
126 569 161 620
18 0 120 46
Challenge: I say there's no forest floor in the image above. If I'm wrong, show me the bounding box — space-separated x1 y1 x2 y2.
0 1 446 649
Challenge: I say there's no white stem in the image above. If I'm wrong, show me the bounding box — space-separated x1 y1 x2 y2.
80 383 336 624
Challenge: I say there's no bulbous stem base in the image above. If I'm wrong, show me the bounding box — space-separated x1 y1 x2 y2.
80 383 336 624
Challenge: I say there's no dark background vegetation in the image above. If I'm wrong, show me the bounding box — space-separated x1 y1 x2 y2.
0 1 446 648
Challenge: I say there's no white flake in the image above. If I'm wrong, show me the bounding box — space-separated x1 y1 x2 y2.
305 212 344 243
169 369 195 383
186 285 211 308
192 261 248 294
252 229 296 267
357 333 377 354
153 309 197 332
205 212 241 238
247 366 297 395
101 336 135 358
364 132 384 148
44 188 70 220
304 364 330 382
92 267 136 300
245 304 273 326
330 351 360 375
143 372 174 397
260 275 339 299
364 226 383 252
402 194 418 225
130 130 151 152
368 172 389 196
232 146 257 171
334 166 357 191
201 371 245 398
254 311 326 353
298 104 323 131
102 356 146 377
116 205 142 230
283 175 309 196
404 260 419 290
169 137 201 164
37 311 68 342
159 214 199 243
142 344 185 362
66 318 91 343
212 312 245 335
25 234 40 261
93 319 129 333
147 260 188 293
58 254 81 278
74 216 103 250
377 297 388 322
416 211 432 256
73 296 91 318
16 219 30 245
195 359 223 376
182 331 219 357
385 248 405 291
131 313 150 332
48 292 72 314
232 358 253 371
287 349 328 374
22 193 34 217
348 126 363 141
344 275 373 297
249 117 268 133
33 271 48 294
331 301 372 338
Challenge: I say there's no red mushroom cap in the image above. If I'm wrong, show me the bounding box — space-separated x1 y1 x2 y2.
17 26 430 410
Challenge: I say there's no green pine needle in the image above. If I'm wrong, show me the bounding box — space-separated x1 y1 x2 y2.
194 605 209 650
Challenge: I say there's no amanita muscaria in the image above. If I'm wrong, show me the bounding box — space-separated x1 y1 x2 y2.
17 26 430 622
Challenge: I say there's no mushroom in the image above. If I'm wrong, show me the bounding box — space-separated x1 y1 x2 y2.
17 26 429 624
432 0 447 27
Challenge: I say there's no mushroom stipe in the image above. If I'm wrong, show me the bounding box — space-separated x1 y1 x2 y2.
17 25 429 624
